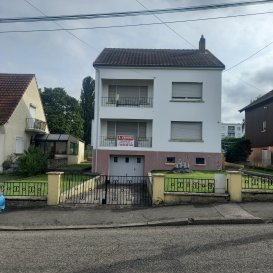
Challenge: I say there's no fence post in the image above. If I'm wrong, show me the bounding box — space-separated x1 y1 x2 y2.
47 171 63 205
152 174 165 205
227 171 242 202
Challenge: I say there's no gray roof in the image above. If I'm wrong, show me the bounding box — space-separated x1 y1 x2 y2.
93 48 225 69
239 90 273 112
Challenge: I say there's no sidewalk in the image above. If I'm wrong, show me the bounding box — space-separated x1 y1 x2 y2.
1 202 273 230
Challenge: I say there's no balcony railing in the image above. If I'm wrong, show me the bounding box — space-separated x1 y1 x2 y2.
100 136 152 147
101 97 153 108
26 118 47 132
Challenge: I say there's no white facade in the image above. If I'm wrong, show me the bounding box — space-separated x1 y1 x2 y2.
92 66 223 174
221 123 244 138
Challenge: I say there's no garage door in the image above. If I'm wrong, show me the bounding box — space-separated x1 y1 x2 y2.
109 155 144 176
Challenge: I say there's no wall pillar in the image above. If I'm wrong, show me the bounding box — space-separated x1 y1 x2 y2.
152 174 165 205
227 171 242 202
47 172 63 205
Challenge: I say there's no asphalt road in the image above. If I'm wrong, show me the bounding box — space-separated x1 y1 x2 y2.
1 224 273 273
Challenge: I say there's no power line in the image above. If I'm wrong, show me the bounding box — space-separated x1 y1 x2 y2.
135 0 195 48
23 0 99 51
1 0 273 23
1 10 273 34
224 40 273 72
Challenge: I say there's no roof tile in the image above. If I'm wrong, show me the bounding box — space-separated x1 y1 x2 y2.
0 73 34 125
93 48 225 68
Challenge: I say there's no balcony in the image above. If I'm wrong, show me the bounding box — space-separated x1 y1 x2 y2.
101 97 153 108
100 136 152 148
26 118 47 133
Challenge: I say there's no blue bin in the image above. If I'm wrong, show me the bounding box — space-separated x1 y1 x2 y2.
0 193 5 211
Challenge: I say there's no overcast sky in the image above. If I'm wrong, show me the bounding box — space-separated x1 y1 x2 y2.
1 0 273 123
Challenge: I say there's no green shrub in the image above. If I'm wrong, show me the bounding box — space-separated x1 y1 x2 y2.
2 159 12 170
2 153 17 171
17 147 48 176
224 137 251 163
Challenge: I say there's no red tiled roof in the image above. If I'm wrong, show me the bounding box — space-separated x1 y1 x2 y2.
0 73 34 125
93 48 225 69
239 90 273 112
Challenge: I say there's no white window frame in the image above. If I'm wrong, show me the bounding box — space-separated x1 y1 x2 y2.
170 121 203 142
262 121 267 132
171 82 203 101
15 137 24 154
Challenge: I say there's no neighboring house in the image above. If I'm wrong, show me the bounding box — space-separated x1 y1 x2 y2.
221 123 244 138
240 90 273 167
0 73 49 172
92 36 225 176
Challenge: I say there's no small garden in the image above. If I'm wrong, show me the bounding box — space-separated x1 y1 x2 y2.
0 147 94 197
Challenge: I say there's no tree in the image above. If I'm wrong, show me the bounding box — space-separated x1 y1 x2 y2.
224 137 252 163
80 76 95 144
41 87 84 139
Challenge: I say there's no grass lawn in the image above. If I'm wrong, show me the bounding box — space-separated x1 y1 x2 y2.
0 174 25 183
51 162 91 172
243 166 273 176
152 171 224 179
0 173 47 183
165 171 223 179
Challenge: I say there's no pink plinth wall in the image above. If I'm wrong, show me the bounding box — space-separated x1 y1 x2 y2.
92 149 222 175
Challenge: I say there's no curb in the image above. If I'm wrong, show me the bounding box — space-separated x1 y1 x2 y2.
0 217 266 231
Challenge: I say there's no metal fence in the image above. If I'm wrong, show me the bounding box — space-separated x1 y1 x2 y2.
165 177 215 193
0 181 48 197
59 174 151 206
60 172 98 193
26 118 47 131
101 97 153 108
100 136 152 147
242 174 273 190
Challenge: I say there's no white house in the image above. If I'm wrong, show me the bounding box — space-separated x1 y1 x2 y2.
92 36 225 176
221 123 244 138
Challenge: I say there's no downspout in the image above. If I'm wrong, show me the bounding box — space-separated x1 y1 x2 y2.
95 69 100 173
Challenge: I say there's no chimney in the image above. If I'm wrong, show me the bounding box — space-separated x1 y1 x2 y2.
199 35 205 53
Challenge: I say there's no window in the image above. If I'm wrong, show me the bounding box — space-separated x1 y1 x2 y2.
69 142 78 155
114 156 118 162
228 126 235 137
107 121 146 139
262 121 267 132
125 157 129 163
172 82 202 100
171 122 202 141
109 85 148 105
196 157 205 165
55 142 67 155
137 157 141 163
15 137 24 154
166 157 175 163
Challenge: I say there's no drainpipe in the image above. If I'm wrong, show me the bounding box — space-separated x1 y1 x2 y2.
95 69 100 173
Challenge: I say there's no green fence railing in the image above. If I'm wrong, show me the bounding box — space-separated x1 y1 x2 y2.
0 181 47 197
165 177 215 193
